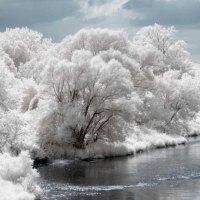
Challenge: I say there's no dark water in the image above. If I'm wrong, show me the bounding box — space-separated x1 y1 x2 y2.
38 138 200 200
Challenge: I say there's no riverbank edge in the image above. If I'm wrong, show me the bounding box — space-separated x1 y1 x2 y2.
33 133 200 165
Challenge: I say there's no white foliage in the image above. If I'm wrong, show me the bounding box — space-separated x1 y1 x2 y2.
39 48 142 152
0 25 200 160
57 28 129 60
0 151 41 200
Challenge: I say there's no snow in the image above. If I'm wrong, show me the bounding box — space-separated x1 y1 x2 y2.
0 151 41 200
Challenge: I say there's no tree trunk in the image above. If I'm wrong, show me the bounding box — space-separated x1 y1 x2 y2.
73 133 85 149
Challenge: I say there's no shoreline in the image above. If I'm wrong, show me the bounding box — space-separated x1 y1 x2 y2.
34 133 200 165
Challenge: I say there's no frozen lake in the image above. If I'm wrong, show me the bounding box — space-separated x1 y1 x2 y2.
38 138 200 200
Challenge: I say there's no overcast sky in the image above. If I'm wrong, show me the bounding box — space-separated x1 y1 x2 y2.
0 0 200 62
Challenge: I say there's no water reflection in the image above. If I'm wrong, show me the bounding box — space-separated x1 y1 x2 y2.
38 138 200 200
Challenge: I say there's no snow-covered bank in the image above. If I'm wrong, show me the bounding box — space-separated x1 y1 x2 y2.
80 133 186 159
44 128 186 160
0 151 41 200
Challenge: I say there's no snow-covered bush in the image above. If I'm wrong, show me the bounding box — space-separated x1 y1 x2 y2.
0 151 41 200
0 110 39 154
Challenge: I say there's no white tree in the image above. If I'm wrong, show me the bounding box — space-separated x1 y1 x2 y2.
39 49 141 150
133 24 191 73
132 24 200 135
57 28 129 60
0 27 51 75
134 24 176 55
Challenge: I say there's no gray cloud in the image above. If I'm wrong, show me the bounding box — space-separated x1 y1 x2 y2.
123 0 200 26
124 0 154 9
0 0 80 30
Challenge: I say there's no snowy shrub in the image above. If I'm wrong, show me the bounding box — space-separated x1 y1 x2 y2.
0 151 41 200
0 110 39 154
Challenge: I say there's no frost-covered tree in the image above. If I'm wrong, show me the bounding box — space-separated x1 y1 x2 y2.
132 24 200 135
134 72 200 134
0 35 39 155
133 24 191 73
56 28 129 60
0 28 51 75
134 24 176 55
39 49 141 150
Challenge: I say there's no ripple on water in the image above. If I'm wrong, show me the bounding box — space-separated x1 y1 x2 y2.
39 180 159 200
39 170 200 199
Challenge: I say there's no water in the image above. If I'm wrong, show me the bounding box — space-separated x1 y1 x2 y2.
38 138 200 200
